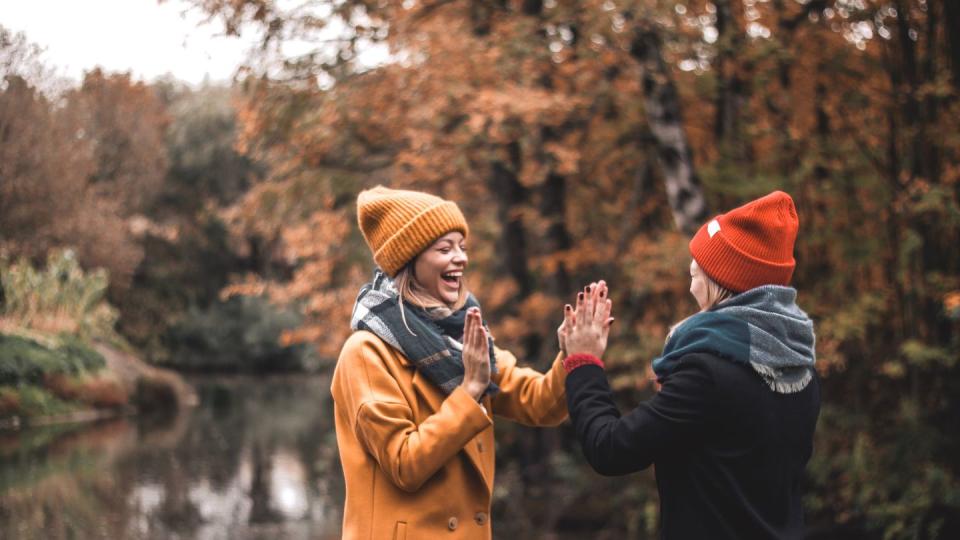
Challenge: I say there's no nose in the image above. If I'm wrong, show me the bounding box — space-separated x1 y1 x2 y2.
453 247 468 264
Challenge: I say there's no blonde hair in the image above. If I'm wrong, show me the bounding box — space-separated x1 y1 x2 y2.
702 275 734 310
666 262 735 341
393 262 469 335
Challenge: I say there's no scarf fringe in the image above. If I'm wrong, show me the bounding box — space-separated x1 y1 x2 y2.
750 362 814 394
653 286 816 395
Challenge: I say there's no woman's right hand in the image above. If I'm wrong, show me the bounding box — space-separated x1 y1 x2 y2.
564 280 614 359
461 307 491 401
557 319 568 357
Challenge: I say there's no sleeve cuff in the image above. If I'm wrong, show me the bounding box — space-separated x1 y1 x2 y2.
563 353 605 373
448 386 494 429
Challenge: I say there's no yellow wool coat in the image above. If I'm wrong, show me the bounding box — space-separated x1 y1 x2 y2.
331 330 568 540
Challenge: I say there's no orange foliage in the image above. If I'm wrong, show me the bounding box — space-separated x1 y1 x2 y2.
182 1 960 534
195 0 958 382
0 67 169 290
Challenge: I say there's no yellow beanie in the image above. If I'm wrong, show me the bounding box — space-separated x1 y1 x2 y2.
356 186 469 277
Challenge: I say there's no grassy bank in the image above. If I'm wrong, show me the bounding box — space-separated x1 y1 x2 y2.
1 251 193 427
0 332 127 426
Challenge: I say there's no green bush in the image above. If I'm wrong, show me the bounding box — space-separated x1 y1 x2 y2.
164 295 317 373
0 250 121 344
7 385 77 417
56 334 108 372
0 333 106 386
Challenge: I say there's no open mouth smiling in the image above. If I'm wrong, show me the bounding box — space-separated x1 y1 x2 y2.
441 271 462 286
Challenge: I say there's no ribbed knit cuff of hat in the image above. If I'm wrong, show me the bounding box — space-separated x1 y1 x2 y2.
687 190 798 292
356 186 469 277
373 201 466 276
689 229 794 292
563 353 605 373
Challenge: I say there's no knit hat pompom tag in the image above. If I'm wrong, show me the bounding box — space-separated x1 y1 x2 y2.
707 219 721 238
356 186 469 277
689 190 799 293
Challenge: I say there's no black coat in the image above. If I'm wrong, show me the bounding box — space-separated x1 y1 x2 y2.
565 353 821 540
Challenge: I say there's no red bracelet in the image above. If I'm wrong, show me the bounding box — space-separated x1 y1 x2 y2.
563 353 605 373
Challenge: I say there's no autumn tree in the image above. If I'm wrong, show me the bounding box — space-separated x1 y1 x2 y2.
181 1 960 536
63 69 169 214
1 29 171 292
0 34 137 292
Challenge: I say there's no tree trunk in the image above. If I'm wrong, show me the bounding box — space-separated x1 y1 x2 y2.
769 0 830 179
629 25 709 234
943 0 960 90
488 141 534 300
249 441 279 523
713 0 744 147
540 172 571 295
921 0 941 185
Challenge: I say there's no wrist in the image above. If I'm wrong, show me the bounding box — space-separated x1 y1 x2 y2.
563 353 604 373
461 381 487 401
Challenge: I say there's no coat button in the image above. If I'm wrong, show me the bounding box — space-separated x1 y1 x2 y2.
447 517 458 531
474 512 488 525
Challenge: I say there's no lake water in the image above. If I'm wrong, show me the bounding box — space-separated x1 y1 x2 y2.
0 376 343 540
0 375 656 539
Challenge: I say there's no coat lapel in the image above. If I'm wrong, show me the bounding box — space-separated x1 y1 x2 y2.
411 369 494 495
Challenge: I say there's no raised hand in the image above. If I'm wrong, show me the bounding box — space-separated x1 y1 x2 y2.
460 307 491 401
564 280 614 359
557 317 569 357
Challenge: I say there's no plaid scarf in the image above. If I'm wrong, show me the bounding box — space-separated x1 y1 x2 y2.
350 270 499 396
652 285 816 394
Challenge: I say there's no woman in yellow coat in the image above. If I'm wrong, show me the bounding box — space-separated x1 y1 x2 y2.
331 186 569 539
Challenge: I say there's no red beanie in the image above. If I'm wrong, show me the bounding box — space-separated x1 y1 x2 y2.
689 191 798 293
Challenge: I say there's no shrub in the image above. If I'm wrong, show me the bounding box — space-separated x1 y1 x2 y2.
0 250 121 344
0 334 106 386
0 387 20 417
56 334 108 372
5 385 76 417
44 373 127 408
164 295 317 372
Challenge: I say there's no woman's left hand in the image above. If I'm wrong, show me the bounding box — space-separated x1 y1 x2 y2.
564 280 614 359
461 307 492 401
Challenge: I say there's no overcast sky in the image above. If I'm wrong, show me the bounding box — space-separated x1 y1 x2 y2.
2 0 257 85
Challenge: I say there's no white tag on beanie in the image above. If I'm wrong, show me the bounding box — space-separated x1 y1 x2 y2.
707 219 721 238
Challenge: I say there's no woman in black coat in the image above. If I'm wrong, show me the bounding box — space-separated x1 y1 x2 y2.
561 191 820 540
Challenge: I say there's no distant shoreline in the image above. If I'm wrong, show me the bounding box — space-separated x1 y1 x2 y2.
0 334 196 431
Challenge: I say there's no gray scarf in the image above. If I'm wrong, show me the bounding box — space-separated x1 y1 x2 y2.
652 286 816 394
350 270 498 396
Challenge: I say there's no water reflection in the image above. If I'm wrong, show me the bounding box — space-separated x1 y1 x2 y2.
0 375 343 540
1 375 655 539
